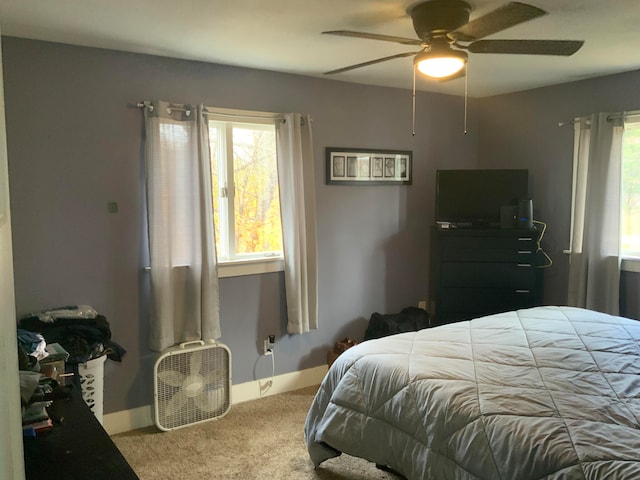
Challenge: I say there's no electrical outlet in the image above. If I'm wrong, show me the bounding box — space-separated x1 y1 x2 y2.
418 300 427 310
263 334 275 355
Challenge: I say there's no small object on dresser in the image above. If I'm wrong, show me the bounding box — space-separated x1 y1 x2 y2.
22 403 49 425
42 342 70 362
22 402 54 434
40 343 69 383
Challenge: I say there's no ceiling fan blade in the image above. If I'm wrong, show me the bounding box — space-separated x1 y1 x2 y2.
452 2 547 41
322 30 423 46
468 39 584 56
345 5 407 28
324 50 421 75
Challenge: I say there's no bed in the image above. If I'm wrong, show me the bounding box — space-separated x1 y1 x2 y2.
305 306 640 479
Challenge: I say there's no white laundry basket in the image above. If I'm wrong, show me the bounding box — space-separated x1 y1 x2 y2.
78 355 106 424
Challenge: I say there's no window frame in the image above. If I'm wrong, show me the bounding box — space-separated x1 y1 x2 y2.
621 115 640 268
567 113 640 273
205 107 285 278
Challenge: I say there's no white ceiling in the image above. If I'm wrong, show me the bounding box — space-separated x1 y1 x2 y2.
1 0 639 97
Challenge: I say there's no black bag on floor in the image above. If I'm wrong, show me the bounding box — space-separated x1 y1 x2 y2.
364 306 430 341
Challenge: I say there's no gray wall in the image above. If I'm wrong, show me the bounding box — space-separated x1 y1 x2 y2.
3 37 478 413
476 70 640 317
8 37 639 416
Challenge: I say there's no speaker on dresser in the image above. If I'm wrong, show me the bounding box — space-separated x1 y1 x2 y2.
518 199 533 229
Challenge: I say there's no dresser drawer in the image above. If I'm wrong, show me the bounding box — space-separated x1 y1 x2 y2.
441 262 536 288
440 287 536 315
443 235 536 252
441 247 534 262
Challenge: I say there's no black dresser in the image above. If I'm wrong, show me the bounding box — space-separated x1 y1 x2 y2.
23 386 139 479
429 227 543 325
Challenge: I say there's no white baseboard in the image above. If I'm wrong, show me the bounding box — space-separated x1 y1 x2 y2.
104 364 327 435
105 403 154 435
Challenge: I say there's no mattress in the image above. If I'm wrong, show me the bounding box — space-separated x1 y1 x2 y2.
305 306 640 479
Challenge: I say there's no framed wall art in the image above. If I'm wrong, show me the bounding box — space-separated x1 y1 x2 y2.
326 147 412 185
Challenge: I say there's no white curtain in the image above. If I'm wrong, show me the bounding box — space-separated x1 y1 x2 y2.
276 113 318 334
144 100 220 352
567 112 624 314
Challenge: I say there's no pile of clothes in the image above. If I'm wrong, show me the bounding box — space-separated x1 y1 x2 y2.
17 305 126 431
18 305 126 364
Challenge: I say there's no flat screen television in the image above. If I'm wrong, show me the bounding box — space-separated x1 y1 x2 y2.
435 169 529 228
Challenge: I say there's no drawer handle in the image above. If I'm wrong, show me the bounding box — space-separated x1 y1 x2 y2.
516 289 530 293
518 250 532 254
517 263 532 267
518 237 533 241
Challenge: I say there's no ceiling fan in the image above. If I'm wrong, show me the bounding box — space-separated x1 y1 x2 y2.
323 0 584 81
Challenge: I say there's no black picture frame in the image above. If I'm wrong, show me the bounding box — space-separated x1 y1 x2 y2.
326 147 412 185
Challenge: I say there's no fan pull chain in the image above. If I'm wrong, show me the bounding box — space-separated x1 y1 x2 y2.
412 65 416 136
464 66 468 135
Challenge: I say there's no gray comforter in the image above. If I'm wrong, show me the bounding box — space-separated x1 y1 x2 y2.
305 306 640 479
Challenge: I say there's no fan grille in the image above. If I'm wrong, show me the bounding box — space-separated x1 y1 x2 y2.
154 344 231 431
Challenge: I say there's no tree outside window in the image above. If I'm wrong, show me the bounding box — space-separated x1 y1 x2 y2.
208 120 283 262
622 121 640 257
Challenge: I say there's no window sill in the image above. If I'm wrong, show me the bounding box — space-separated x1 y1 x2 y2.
622 257 640 273
562 251 640 273
217 257 284 278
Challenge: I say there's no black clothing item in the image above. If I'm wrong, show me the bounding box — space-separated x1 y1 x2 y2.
363 306 430 341
19 314 126 364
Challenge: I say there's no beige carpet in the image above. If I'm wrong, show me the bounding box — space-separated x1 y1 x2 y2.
112 386 404 480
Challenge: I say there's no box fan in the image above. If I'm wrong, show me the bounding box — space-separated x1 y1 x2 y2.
154 340 231 431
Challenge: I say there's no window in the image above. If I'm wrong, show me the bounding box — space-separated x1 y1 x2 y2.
207 110 284 275
621 118 640 258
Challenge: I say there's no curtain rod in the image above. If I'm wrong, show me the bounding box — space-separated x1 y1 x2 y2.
608 110 640 121
136 102 285 121
558 109 640 127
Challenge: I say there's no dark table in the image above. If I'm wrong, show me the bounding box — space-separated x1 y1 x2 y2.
23 386 139 479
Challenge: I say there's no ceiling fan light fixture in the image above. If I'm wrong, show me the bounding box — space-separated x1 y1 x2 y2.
414 48 467 79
